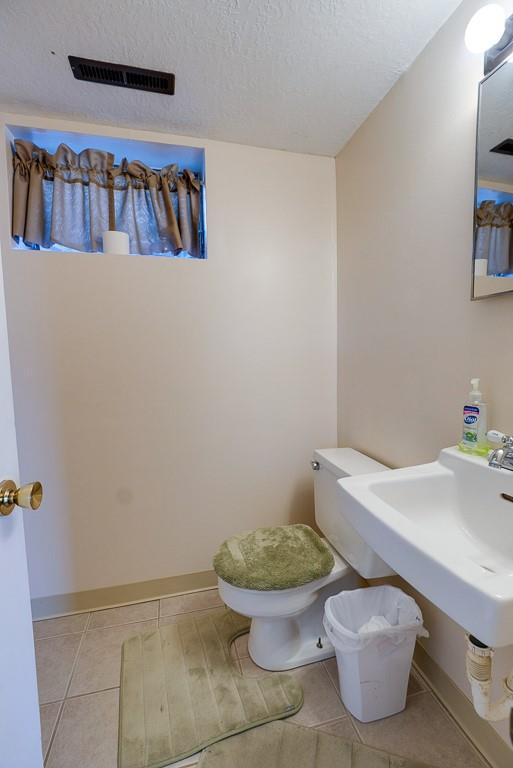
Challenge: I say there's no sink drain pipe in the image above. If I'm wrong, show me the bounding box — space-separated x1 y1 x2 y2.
466 635 513 722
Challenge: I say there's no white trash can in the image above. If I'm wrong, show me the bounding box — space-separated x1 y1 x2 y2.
323 586 428 722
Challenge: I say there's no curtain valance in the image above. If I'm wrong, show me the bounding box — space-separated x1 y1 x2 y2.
475 200 513 275
476 200 513 228
12 139 203 257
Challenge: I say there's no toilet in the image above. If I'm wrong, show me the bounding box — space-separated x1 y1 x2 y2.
215 448 395 671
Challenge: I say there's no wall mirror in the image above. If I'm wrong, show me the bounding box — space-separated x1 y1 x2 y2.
473 59 513 299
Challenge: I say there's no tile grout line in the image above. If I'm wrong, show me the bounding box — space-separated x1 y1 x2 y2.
407 688 427 700
320 661 433 745
83 614 159 633
37 588 220 626
347 713 365 743
321 659 343 700
39 593 218 763
43 613 91 765
159 605 224 621
36 617 159 695
36 605 161 638
64 684 120 701
33 586 220 623
314 714 352 727
410 667 428 695
413 662 491 766
41 699 64 766
62 611 92 695
57 614 159 701
34 629 89 641
422 689 492 767
37 588 492 767
346 689 436 747
347 688 491 766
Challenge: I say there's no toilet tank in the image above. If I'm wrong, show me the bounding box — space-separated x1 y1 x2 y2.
312 448 395 579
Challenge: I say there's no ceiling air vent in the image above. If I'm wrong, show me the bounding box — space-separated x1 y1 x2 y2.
490 139 513 156
68 56 175 95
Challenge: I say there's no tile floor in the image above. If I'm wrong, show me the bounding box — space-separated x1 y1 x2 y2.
34 587 490 768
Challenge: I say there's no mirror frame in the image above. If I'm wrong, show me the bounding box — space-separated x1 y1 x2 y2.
472 59 513 301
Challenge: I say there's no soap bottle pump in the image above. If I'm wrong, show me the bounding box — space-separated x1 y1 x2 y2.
458 378 488 456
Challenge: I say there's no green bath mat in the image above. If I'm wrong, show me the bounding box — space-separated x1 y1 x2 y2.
118 608 303 768
198 721 436 768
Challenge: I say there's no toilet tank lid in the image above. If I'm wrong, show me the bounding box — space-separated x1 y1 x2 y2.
313 447 388 478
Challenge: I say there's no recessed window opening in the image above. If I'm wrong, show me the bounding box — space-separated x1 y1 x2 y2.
8 125 207 259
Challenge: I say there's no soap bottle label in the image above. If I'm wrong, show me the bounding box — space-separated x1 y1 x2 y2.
463 405 480 443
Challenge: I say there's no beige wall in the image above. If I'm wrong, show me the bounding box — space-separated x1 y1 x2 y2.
336 0 513 749
0 115 337 600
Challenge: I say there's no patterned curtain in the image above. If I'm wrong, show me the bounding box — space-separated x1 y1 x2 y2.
475 200 513 275
11 140 203 257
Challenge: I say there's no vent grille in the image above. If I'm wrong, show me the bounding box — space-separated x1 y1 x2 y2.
68 56 175 95
490 138 513 156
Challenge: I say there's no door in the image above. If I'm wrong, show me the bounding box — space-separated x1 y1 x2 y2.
0 254 43 767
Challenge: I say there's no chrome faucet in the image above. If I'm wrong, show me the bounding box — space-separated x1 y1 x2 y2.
487 430 513 471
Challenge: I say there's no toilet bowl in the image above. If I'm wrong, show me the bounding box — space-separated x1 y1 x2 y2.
217 448 395 671
218 543 360 670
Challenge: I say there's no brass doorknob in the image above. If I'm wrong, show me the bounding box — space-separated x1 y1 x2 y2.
0 480 43 516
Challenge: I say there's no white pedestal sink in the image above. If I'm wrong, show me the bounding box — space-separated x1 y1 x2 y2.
338 447 513 647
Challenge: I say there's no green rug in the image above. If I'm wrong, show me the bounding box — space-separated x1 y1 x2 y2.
118 609 303 768
213 524 334 590
198 721 435 768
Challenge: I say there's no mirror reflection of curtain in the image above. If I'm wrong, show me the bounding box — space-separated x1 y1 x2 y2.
11 140 202 257
475 200 513 275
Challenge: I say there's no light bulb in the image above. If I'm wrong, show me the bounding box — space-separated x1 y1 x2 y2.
465 4 506 53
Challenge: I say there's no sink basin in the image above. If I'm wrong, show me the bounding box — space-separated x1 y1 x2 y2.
338 447 513 647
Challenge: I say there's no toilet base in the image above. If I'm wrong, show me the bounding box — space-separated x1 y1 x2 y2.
247 571 361 671
248 617 336 670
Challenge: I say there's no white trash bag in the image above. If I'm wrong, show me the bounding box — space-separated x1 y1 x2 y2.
324 585 428 652
323 586 428 722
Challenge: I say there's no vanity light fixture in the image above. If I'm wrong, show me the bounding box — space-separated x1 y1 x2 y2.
465 4 506 53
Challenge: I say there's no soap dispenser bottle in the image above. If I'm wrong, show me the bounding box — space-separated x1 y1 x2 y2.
459 378 488 456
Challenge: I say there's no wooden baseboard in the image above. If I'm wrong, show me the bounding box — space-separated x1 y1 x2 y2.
414 644 512 768
31 569 218 620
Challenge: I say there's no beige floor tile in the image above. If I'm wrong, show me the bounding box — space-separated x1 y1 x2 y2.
68 620 157 697
323 657 422 698
88 600 158 629
33 613 89 639
353 692 487 768
159 606 226 627
40 701 62 759
160 588 223 616
287 662 347 726
315 716 361 741
35 633 82 704
46 689 118 768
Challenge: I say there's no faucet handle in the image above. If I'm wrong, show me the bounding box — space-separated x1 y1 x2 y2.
487 430 513 447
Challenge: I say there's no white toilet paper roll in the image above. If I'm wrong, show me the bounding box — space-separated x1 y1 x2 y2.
102 230 130 255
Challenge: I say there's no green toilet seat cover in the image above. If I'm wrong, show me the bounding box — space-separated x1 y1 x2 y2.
213 524 335 591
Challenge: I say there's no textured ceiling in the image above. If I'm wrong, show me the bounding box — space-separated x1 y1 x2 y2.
1 0 462 156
